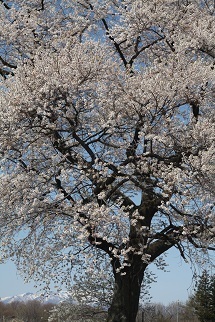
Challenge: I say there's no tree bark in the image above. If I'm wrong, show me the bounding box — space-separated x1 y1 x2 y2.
107 259 146 322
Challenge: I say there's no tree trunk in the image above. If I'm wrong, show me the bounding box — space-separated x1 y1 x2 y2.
107 260 146 322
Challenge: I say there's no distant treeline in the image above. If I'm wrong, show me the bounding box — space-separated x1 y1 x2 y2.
0 299 200 322
0 300 54 322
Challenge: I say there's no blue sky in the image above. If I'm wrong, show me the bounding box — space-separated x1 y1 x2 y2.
0 247 195 305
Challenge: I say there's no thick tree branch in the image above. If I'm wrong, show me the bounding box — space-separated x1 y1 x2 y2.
129 36 165 66
126 123 141 158
39 0 45 11
101 18 128 69
0 68 11 78
0 0 10 9
170 203 192 217
55 174 75 203
0 56 17 69
88 234 119 258
187 235 215 251
199 46 215 59
147 226 181 261
86 1 128 68
72 131 96 164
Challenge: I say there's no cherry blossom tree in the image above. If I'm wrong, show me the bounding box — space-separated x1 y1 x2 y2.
0 1 214 321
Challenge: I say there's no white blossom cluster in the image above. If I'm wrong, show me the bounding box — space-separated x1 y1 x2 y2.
0 0 214 291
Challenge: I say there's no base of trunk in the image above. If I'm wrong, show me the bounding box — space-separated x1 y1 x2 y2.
107 263 145 322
